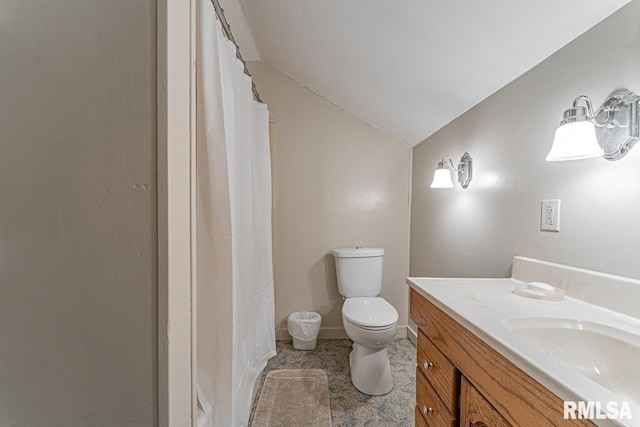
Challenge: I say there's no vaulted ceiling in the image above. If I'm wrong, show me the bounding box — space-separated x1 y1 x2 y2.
221 0 630 146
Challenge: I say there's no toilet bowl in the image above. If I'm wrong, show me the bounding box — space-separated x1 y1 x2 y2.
333 247 399 396
342 297 398 395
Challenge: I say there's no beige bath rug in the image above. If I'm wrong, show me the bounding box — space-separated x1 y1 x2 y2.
252 369 331 427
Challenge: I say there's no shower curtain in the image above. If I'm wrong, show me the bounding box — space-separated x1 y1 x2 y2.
196 1 276 426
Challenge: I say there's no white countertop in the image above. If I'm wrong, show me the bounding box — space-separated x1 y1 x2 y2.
407 276 640 427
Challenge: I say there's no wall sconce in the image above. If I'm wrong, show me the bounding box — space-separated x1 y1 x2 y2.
546 89 639 161
430 152 473 189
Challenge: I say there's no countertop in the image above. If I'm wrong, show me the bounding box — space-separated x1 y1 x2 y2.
407 277 640 426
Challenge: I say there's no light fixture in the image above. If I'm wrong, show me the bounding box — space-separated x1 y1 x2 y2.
431 165 454 188
547 89 640 161
430 153 473 189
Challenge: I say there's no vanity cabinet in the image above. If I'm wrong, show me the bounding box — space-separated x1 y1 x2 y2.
410 288 595 427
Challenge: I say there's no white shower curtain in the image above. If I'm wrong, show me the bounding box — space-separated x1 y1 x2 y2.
196 1 276 426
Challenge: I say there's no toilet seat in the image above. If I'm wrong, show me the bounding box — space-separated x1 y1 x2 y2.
344 317 396 332
342 297 398 330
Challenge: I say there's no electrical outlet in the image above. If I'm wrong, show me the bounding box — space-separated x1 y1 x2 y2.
541 199 561 232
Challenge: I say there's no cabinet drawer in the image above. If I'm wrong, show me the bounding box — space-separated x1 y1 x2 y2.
417 329 460 414
416 368 456 427
411 288 446 342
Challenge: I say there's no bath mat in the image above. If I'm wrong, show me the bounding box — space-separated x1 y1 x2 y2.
252 369 331 427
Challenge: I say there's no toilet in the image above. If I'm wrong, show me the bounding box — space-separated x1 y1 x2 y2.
333 247 399 395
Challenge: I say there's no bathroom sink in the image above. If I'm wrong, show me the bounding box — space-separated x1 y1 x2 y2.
503 317 640 405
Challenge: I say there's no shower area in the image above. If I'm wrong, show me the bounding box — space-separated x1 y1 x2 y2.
194 1 276 425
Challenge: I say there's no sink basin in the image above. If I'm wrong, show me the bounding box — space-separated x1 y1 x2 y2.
503 317 640 405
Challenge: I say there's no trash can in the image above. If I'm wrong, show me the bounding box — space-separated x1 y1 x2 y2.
287 311 321 350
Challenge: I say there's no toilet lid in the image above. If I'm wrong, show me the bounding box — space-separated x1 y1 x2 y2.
342 297 398 329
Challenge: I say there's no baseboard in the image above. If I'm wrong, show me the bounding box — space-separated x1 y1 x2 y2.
395 325 408 339
276 325 409 341
407 324 417 347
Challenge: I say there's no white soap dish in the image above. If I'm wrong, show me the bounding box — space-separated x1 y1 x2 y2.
513 281 565 301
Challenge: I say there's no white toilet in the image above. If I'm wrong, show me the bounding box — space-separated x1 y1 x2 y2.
333 247 399 395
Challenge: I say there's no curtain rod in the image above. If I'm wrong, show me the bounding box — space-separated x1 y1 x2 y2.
210 0 263 103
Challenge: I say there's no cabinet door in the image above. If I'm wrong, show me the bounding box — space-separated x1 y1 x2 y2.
460 377 511 427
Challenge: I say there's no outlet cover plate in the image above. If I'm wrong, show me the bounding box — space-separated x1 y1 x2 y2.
541 199 561 232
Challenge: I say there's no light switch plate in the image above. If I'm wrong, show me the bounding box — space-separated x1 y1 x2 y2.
541 199 561 232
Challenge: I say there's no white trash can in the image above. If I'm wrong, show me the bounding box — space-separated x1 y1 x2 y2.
287 311 321 350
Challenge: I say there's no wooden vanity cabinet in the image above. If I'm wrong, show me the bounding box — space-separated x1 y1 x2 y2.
410 288 595 427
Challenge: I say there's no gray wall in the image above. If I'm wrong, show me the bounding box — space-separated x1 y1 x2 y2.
410 1 640 281
0 1 157 425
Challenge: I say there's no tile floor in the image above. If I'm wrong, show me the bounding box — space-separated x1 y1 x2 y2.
249 339 416 426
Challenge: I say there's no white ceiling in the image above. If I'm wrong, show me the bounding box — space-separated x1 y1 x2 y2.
225 0 630 146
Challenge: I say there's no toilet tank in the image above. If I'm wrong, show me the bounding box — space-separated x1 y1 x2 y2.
333 247 384 297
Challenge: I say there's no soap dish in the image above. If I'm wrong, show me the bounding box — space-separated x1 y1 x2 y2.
513 281 565 301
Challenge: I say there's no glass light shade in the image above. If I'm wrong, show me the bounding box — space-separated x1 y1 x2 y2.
430 168 454 188
546 120 603 161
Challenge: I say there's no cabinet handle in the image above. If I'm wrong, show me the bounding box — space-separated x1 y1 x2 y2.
422 360 434 370
422 405 433 416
